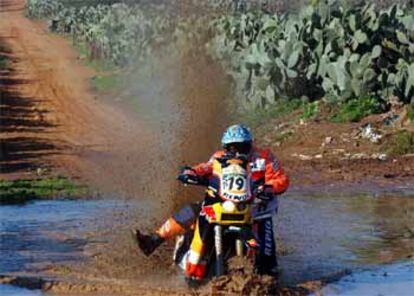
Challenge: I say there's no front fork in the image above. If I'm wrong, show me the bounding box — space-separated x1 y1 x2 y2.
214 224 246 277
214 225 224 276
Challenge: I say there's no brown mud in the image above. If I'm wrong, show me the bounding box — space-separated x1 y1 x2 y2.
203 257 314 295
1 0 413 295
0 273 319 295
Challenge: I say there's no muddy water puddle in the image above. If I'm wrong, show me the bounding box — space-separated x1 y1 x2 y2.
0 284 42 296
277 192 414 285
0 192 413 295
318 261 414 296
0 200 130 273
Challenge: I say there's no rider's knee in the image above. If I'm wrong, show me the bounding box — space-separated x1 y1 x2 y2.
173 203 200 229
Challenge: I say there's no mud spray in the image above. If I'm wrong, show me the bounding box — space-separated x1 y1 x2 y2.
122 46 231 215
75 3 235 287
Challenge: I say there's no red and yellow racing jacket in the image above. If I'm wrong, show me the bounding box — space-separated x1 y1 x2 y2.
191 147 289 195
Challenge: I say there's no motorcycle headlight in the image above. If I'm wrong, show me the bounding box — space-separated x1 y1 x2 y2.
222 200 236 212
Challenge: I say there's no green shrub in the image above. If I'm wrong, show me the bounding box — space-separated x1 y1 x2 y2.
244 98 302 127
386 130 414 155
301 101 320 120
331 97 385 123
211 1 414 109
407 104 414 121
26 0 414 110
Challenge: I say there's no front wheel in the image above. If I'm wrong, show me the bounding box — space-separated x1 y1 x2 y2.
209 256 276 295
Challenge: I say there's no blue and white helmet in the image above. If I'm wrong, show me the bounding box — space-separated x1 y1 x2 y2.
221 124 253 146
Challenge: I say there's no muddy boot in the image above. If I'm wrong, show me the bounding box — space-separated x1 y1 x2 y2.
132 229 164 256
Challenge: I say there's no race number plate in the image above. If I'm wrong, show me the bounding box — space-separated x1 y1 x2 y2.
220 164 251 202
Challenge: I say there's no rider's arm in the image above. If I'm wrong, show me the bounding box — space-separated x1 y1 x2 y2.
191 150 225 177
263 150 289 194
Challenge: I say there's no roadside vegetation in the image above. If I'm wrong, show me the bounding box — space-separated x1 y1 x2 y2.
0 176 88 204
242 98 303 127
25 0 413 155
386 130 414 155
211 2 414 109
25 0 413 109
407 103 414 121
330 97 385 123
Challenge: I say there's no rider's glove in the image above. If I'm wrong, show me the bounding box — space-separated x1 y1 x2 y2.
253 185 278 217
177 166 199 185
254 185 274 202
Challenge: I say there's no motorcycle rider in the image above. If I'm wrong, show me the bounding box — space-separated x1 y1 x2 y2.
133 124 289 279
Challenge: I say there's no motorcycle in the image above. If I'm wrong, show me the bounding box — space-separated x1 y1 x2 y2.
173 154 276 284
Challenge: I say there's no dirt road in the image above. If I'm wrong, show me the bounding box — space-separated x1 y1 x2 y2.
0 0 232 208
0 0 138 179
0 0 190 211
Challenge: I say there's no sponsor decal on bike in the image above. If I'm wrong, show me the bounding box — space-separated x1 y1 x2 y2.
264 219 273 256
200 206 216 221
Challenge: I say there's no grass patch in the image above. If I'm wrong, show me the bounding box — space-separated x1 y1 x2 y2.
301 101 320 120
71 41 122 93
245 99 325 127
0 42 10 69
0 54 8 69
85 58 117 73
91 74 121 92
385 130 414 156
330 97 385 123
0 176 88 204
244 98 302 127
